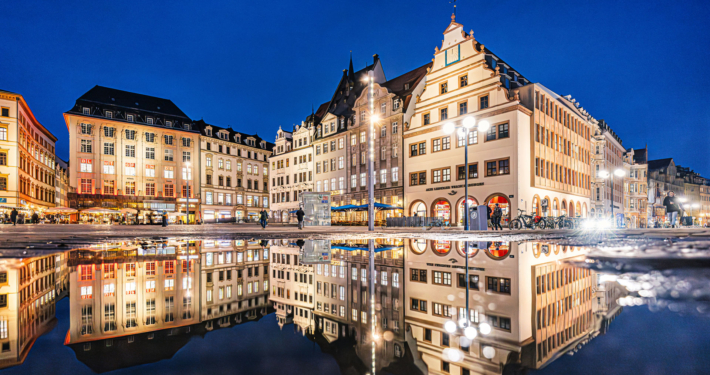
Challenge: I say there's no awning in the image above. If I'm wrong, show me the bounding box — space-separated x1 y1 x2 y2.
330 243 403 253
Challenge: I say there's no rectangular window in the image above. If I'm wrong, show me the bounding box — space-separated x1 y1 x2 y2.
460 74 468 87
103 142 114 155
440 107 448 121
81 139 92 153
423 113 430 125
486 277 511 294
459 101 468 115
164 149 174 161
479 95 489 109
440 82 448 94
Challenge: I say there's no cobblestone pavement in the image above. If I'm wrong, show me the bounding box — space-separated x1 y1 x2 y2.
0 223 708 251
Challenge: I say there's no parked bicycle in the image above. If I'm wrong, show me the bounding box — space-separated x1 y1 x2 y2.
553 214 575 229
509 209 546 230
427 218 450 230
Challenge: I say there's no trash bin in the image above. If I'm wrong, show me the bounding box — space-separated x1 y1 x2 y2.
468 205 488 231
681 216 693 227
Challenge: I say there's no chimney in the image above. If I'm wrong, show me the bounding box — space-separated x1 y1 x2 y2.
373 54 379 65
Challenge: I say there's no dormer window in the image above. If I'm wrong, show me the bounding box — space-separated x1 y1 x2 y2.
206 128 212 136
184 123 191 130
393 99 400 110
127 114 134 122
82 107 90 115
105 111 113 119
166 121 172 127
147 117 154 125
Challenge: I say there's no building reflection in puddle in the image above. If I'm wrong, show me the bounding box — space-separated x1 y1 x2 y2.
0 237 631 374
64 239 272 373
0 250 68 370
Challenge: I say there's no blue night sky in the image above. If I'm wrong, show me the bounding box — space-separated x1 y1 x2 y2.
1 0 708 175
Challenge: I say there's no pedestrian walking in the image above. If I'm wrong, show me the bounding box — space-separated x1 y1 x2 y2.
296 207 305 230
259 209 269 229
492 204 503 230
10 209 18 226
32 212 39 224
663 191 681 228
162 212 168 227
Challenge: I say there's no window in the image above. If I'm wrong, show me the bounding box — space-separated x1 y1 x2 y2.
410 298 427 312
486 277 511 294
125 181 135 195
145 147 155 159
433 271 452 286
433 302 451 317
125 145 135 157
80 178 92 193
410 141 426 156
458 274 479 289
81 139 92 153
145 132 155 142
164 167 174 178
457 163 478 180
410 269 427 282
440 82 448 94
183 151 191 162
125 129 136 140
432 168 450 183
392 122 398 134
409 171 426 186
0 127 6 141
459 101 468 115
145 165 155 177
440 108 448 121
479 95 489 109
124 163 136 176
145 182 155 196
423 113 430 125
164 149 174 161
103 142 114 155
487 314 512 331
460 74 468 87
164 135 174 145
104 127 115 137
80 159 93 173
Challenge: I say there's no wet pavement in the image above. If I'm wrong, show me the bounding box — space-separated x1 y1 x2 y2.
0 232 708 374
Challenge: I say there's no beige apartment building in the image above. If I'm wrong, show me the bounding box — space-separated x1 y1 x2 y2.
404 239 597 374
0 90 58 215
64 86 200 217
196 120 273 223
404 16 592 226
269 240 316 331
269 121 315 223
0 252 59 369
591 120 627 223
66 240 200 345
624 147 650 228
199 239 270 321
55 157 71 207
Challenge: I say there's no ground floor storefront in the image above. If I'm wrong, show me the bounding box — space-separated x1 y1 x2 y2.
201 205 266 223
405 185 589 227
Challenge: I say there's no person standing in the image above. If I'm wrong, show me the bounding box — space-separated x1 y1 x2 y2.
663 191 681 228
32 212 39 224
296 207 305 230
10 208 18 226
259 209 269 229
492 204 503 230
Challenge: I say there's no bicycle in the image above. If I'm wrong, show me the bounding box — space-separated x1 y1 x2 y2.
427 218 450 230
509 209 546 230
554 215 575 229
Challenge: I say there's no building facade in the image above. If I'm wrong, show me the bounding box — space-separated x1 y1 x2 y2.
590 120 627 222
269 122 315 223
623 147 649 228
55 156 70 207
346 63 430 221
647 158 685 223
312 56 385 213
404 16 591 226
196 120 273 223
0 90 58 215
65 86 200 217
0 253 59 369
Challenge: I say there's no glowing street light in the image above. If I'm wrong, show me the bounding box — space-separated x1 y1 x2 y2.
597 168 625 227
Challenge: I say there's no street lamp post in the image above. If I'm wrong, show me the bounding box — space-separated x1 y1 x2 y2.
442 116 489 325
598 168 625 227
367 71 376 232
185 162 191 224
